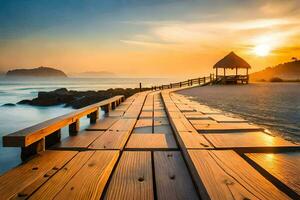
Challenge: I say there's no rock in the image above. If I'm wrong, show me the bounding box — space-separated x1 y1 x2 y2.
17 100 32 104
17 87 149 109
2 103 16 107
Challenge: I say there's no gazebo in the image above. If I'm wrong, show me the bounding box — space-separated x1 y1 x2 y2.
213 51 251 84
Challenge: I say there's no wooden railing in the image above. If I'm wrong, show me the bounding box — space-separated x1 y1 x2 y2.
3 95 125 160
151 74 215 90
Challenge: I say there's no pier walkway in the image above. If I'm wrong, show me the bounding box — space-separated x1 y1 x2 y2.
0 85 299 200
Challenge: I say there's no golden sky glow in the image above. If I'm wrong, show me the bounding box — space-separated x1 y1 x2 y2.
0 0 299 77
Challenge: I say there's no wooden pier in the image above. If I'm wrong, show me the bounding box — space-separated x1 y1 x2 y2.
1 81 299 199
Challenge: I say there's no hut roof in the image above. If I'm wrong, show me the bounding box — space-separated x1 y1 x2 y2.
213 52 251 69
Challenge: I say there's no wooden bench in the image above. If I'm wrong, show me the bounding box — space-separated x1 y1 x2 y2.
2 95 125 160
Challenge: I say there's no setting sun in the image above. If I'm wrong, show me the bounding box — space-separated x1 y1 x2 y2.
254 44 271 57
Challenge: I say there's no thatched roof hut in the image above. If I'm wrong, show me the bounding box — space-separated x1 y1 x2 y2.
214 51 251 69
213 52 251 84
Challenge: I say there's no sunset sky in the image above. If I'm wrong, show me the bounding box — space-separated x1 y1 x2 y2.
0 0 299 77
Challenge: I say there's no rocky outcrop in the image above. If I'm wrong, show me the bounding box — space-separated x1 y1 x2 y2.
17 87 148 109
6 67 67 77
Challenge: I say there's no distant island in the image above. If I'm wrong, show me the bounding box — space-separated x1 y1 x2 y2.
6 66 67 78
250 60 300 82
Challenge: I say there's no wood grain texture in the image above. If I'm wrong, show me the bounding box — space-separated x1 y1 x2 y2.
154 151 199 200
189 119 218 125
126 134 177 149
104 151 154 200
205 131 297 148
53 150 119 200
28 151 94 200
207 114 247 123
246 152 300 196
108 119 137 131
154 117 169 126
0 150 77 199
133 126 153 133
187 150 290 200
108 110 125 117
177 131 213 149
89 130 130 150
86 117 119 131
56 131 104 149
171 118 196 132
194 123 263 133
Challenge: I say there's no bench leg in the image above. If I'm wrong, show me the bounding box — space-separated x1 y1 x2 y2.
21 138 45 161
69 119 80 136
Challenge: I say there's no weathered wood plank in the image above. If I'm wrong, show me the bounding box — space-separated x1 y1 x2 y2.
154 110 167 117
194 123 263 133
108 119 136 131
204 131 297 149
187 150 290 200
108 110 125 117
126 134 177 150
53 150 119 200
189 119 218 125
86 117 119 131
104 151 154 200
56 131 104 149
246 152 300 197
28 151 94 200
154 117 169 126
177 131 213 149
133 127 153 134
89 130 130 150
135 119 153 128
207 114 247 123
154 151 199 200
0 150 77 200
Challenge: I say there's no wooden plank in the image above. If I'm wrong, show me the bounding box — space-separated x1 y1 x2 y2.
194 123 263 133
246 152 300 197
133 127 153 134
154 110 167 117
139 111 153 118
189 119 218 125
154 151 199 200
187 150 290 200
177 131 213 149
193 105 221 114
171 118 195 132
108 119 136 131
153 125 173 135
142 105 153 111
126 134 177 150
204 131 297 149
28 151 94 200
135 119 153 128
53 151 119 200
108 110 124 117
0 150 77 199
89 130 130 150
154 117 169 126
207 114 247 123
86 117 119 131
56 131 104 149
104 151 154 200
184 112 211 120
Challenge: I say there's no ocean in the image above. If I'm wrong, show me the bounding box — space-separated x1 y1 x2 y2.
178 83 300 143
0 77 180 174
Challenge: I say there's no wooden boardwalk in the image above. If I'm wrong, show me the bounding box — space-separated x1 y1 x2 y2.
1 86 299 200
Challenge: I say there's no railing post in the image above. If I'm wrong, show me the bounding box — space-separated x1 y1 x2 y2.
111 101 116 110
69 119 80 136
204 76 206 83
90 108 100 123
198 78 201 85
180 82 182 87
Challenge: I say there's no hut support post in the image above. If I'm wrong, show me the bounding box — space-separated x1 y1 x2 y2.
236 67 238 76
216 68 218 79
